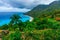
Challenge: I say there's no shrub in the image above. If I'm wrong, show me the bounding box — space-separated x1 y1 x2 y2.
24 29 60 40
2 28 22 40
35 18 60 30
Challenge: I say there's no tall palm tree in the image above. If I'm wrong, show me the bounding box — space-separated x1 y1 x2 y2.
10 14 21 25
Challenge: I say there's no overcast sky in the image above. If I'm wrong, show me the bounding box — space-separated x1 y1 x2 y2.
0 0 56 12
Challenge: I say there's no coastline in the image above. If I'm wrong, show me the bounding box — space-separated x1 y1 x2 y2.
29 16 34 22
24 15 34 22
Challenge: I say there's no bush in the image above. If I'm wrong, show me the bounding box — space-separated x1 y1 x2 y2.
24 29 60 40
2 28 22 40
35 18 60 30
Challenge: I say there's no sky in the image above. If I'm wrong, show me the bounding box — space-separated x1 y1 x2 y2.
0 0 56 13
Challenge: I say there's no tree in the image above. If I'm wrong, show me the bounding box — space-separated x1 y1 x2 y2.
10 14 21 25
24 21 36 32
0 24 8 30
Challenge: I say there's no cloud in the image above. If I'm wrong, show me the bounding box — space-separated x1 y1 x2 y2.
10 0 56 9
0 0 57 13
0 6 30 12
0 0 11 7
0 0 56 9
0 0 30 12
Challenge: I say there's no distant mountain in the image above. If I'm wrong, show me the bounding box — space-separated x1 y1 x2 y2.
26 5 48 17
26 1 60 17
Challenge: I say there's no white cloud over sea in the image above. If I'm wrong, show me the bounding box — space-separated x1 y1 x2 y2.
0 6 30 12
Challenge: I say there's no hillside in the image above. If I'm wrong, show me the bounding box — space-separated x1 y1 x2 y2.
26 5 48 17
26 1 60 18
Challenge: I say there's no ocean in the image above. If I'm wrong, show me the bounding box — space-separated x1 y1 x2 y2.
0 12 30 26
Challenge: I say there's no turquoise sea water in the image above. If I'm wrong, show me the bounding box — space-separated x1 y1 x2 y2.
0 12 30 26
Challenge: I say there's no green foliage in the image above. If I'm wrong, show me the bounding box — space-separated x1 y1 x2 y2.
0 24 8 30
24 29 60 40
34 18 60 30
10 14 21 25
1 13 60 40
2 28 22 40
24 21 36 32
9 28 22 40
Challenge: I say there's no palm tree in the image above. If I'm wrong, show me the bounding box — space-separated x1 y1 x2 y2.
10 14 21 25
